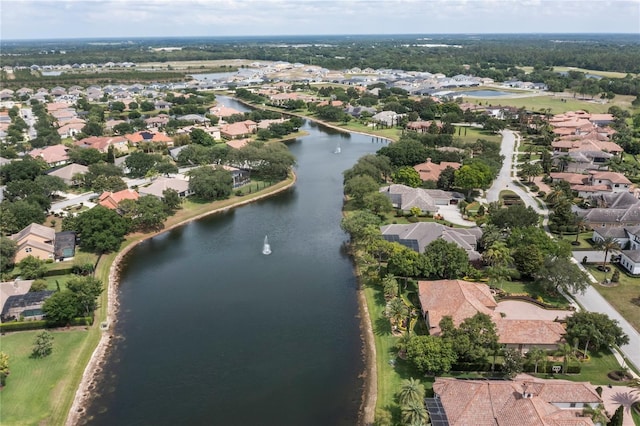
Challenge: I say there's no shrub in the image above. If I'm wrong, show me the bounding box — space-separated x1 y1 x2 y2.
530 185 539 192
537 191 546 198
611 270 620 283
0 320 48 332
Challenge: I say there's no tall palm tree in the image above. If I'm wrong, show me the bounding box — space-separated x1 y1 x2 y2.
594 237 621 281
554 343 575 374
483 241 513 268
582 403 609 425
574 216 587 244
401 399 429 426
398 377 425 406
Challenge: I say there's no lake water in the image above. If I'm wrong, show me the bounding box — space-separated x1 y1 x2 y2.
82 98 388 425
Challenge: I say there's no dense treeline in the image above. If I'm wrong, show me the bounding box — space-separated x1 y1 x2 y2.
3 34 639 74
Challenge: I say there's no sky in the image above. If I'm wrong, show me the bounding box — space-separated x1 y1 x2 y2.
2 0 639 40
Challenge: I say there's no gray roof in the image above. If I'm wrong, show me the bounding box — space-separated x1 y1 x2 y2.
138 177 190 198
380 222 482 260
380 184 438 212
621 249 640 263
47 163 89 182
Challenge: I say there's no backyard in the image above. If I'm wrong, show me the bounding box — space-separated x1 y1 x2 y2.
587 266 640 334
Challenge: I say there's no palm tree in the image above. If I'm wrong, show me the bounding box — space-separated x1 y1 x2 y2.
483 241 513 268
398 377 425 406
594 236 621 281
574 216 587 244
385 298 408 331
401 399 429 426
526 347 547 374
554 343 575 374
582 403 609 425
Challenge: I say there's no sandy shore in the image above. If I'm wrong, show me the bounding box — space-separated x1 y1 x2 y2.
65 176 296 425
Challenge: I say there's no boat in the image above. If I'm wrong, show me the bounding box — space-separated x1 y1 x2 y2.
262 235 272 255
334 143 341 154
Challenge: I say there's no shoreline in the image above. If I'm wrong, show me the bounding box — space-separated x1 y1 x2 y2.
65 175 297 425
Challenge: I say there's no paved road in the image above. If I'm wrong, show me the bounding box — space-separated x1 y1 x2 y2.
486 130 640 372
50 192 98 212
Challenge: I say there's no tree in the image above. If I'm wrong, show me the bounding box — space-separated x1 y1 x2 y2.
565 311 629 356
0 157 47 183
341 211 382 242
385 297 408 330
30 279 48 292
0 237 17 272
581 404 608 426
609 405 624 426
406 335 457 374
526 346 547 374
387 245 424 279
437 166 456 190
344 174 379 206
392 166 422 188
17 256 47 279
42 291 79 325
401 400 429 426
423 239 469 279
488 204 540 229
397 377 425 406
533 256 589 295
594 236 621 272
74 206 130 253
0 352 9 387
0 200 46 235
82 121 104 137
363 191 393 215
441 313 499 363
126 195 169 232
502 348 524 379
125 151 158 178
554 343 574 374
190 128 215 146
31 330 54 358
482 241 512 268
162 188 182 212
188 166 233 200
66 276 102 317
155 161 178 177
382 275 399 300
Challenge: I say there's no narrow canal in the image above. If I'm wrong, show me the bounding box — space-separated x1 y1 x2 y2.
83 98 388 425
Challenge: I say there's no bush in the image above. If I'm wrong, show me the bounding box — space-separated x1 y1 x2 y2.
537 191 546 198
530 185 539 192
0 320 47 332
44 267 73 277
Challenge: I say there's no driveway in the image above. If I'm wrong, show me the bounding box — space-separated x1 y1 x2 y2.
437 204 476 227
597 385 639 426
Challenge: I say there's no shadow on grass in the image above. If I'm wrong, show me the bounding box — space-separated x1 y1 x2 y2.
375 316 393 336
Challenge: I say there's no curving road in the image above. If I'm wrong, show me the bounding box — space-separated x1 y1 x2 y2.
487 129 639 373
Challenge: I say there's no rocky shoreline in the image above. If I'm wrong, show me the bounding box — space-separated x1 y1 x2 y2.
65 176 297 425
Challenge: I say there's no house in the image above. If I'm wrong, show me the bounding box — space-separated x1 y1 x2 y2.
220 120 257 139
380 222 482 260
550 171 632 197
213 165 251 188
413 158 461 183
581 192 640 228
552 150 612 173
145 114 170 128
47 163 89 186
406 120 441 133
98 189 139 209
1 291 55 322
379 184 438 213
592 225 640 275
57 121 85 138
28 144 69 167
138 177 192 198
0 280 34 322
371 110 403 127
430 376 601 426
209 105 243 118
75 136 129 154
124 131 174 147
417 280 566 352
10 223 56 262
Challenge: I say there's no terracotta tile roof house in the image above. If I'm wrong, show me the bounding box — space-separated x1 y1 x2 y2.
257 118 287 129
552 137 623 155
380 222 482 260
226 138 251 149
431 375 601 426
57 122 85 138
550 171 631 197
413 158 461 182
417 280 566 352
98 189 139 209
125 131 174 147
10 223 56 262
28 144 69 167
145 114 170 128
406 120 442 133
220 121 257 139
138 177 192 198
75 136 130 154
47 163 89 185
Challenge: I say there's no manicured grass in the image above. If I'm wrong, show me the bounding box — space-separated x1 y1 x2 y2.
518 66 636 79
466 94 625 115
532 349 627 386
452 126 501 144
555 232 595 250
499 281 572 308
363 281 430 421
0 329 99 425
337 121 402 141
587 266 640 333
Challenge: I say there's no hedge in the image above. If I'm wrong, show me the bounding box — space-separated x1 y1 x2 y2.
44 267 74 277
0 316 93 332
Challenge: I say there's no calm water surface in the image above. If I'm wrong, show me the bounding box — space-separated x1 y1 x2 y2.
83 99 388 425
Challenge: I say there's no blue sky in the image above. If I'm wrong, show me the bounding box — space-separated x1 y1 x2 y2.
2 0 639 40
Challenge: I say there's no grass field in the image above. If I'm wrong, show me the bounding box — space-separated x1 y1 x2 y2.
518 66 636 79
452 126 501 144
587 266 640 333
463 94 637 114
0 329 99 426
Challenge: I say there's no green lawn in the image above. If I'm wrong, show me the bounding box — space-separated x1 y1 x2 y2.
336 121 402 141
532 349 627 386
465 94 623 115
452 126 501 145
555 232 595 250
587 266 640 333
499 281 572 308
0 329 100 426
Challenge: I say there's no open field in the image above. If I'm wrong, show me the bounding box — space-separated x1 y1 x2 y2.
453 126 501 144
0 329 99 426
587 266 640 333
135 59 253 70
462 94 637 114
518 66 636 79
